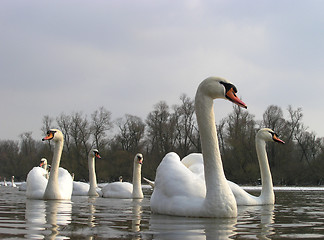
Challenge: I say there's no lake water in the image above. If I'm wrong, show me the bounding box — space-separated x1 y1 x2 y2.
1 185 324 239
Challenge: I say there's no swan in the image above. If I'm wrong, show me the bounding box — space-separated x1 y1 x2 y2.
102 153 144 199
3 177 7 186
26 129 73 200
150 77 247 218
11 176 17 188
228 128 284 205
182 128 285 205
72 149 102 197
39 158 50 179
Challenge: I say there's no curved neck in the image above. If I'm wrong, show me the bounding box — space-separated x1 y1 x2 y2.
44 139 63 199
88 156 98 196
132 162 143 198
195 92 232 200
256 138 274 202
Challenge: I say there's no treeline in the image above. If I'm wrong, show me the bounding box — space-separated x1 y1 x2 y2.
0 94 323 185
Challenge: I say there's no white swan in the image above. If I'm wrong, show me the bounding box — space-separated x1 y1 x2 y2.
72 149 102 197
39 158 50 179
228 128 285 205
102 153 144 199
11 176 17 188
182 128 285 205
150 77 247 218
26 129 73 200
3 177 7 186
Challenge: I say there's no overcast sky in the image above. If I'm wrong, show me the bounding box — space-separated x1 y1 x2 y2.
1 0 324 141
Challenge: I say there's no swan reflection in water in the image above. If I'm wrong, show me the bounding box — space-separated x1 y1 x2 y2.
148 204 274 240
25 199 72 239
237 204 275 240
149 214 237 240
132 199 143 233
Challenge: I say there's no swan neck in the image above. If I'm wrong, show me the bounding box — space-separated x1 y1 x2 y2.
88 155 98 195
256 138 274 201
132 162 143 198
195 92 232 199
44 139 63 199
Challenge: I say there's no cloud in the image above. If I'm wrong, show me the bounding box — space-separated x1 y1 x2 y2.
1 0 324 140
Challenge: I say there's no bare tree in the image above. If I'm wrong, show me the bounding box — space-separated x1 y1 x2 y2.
146 101 177 157
56 113 72 153
41 115 53 135
114 114 145 153
41 115 54 150
70 112 91 158
262 105 286 134
223 105 257 183
173 94 197 157
90 107 112 150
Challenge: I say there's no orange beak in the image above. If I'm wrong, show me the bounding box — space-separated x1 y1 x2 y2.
42 131 54 141
273 134 285 144
226 88 247 109
95 152 101 159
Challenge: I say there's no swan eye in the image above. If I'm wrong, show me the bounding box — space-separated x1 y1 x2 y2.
220 81 237 93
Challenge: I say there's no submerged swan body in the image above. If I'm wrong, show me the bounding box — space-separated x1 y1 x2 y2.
102 153 144 199
26 129 73 200
150 77 247 218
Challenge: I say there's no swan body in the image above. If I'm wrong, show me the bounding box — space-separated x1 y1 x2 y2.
181 128 284 205
72 149 102 197
102 153 144 199
150 77 247 218
26 129 73 200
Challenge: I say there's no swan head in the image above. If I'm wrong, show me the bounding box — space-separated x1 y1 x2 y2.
198 77 247 108
89 149 101 159
135 153 143 165
42 129 63 142
39 158 47 167
257 128 285 144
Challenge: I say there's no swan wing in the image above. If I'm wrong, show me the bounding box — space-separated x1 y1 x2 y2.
58 167 73 199
26 167 48 199
150 152 206 216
